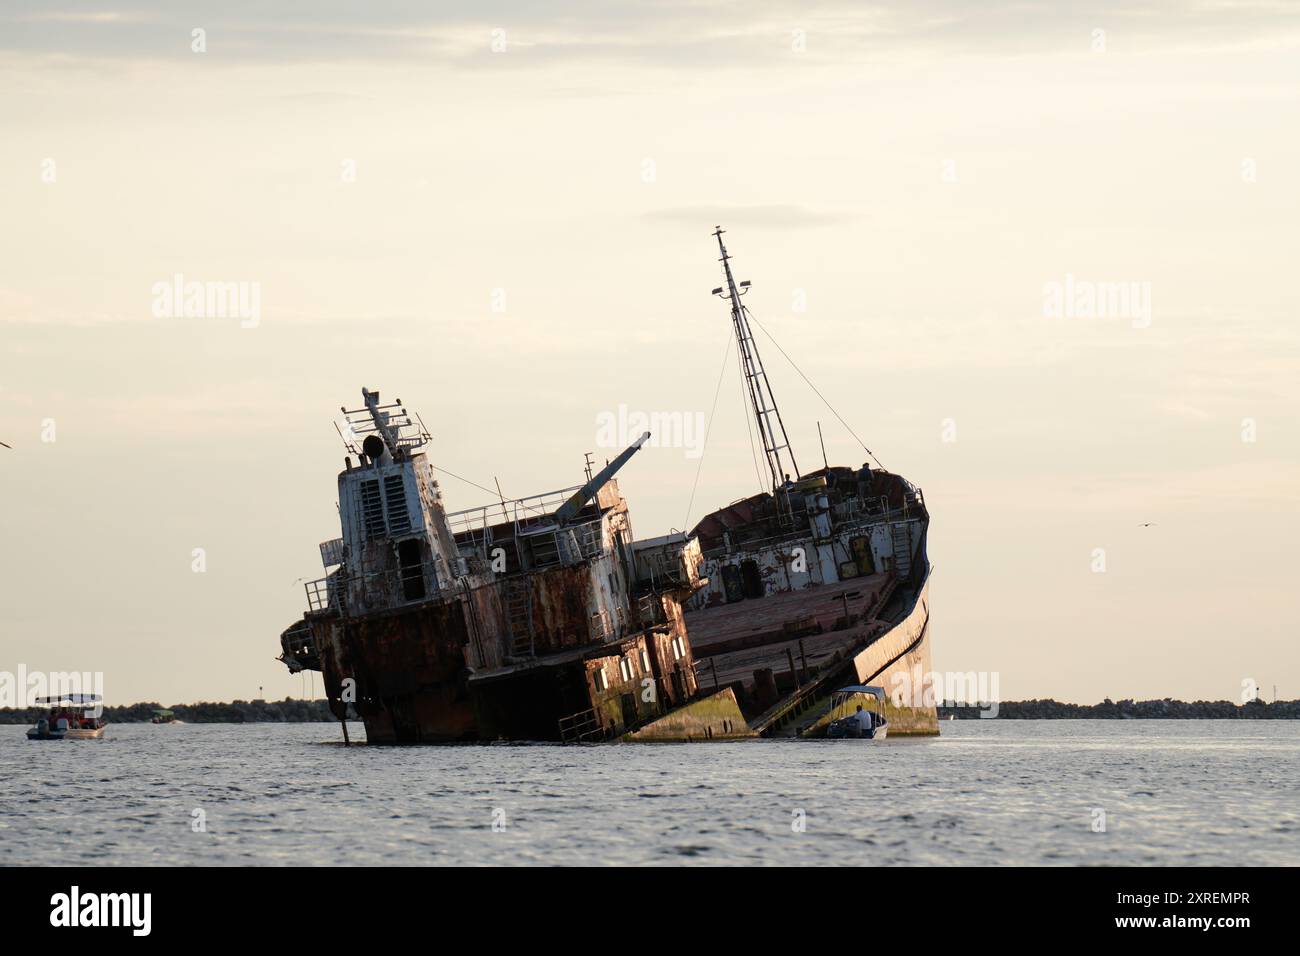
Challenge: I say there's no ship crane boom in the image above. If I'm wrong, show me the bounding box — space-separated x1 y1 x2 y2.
554 431 651 526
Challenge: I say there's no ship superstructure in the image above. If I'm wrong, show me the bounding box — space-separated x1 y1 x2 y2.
277 388 745 743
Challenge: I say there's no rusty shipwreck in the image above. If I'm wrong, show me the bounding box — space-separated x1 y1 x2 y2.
678 229 939 738
277 388 752 743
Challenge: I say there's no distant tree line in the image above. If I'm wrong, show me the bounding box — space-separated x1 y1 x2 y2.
938 697 1299 719
4 696 1296 724
0 697 342 724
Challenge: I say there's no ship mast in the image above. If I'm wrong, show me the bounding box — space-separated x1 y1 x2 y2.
712 227 801 501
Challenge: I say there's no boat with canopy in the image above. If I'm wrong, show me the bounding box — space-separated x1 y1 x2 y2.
26 694 106 740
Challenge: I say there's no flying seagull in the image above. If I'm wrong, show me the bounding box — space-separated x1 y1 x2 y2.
1139 522 1156 527
0 441 10 449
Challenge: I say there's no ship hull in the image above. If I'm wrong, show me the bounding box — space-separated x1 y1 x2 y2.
843 564 938 735
308 583 706 744
311 600 485 744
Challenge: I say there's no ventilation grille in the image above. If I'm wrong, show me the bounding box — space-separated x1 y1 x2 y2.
360 480 385 539
384 474 411 534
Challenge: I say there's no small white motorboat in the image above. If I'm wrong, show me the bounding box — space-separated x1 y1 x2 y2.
826 685 889 740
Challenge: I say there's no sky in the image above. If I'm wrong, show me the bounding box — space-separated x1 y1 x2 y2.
1 1 1297 706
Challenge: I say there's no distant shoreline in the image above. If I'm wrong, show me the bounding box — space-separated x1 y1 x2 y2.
2 696 1296 724
938 698 1297 720
0 699 342 724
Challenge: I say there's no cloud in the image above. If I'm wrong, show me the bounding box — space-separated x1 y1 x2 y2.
2 1 1296 67
644 203 856 229
20 11 147 23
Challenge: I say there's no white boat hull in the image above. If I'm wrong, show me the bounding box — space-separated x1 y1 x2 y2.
64 726 106 740
826 716 889 740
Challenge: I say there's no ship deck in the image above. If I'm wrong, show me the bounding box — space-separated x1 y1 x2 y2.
685 573 895 692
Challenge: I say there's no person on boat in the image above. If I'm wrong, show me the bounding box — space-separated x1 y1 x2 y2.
854 704 875 735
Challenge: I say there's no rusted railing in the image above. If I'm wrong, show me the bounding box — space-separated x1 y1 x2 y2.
700 508 919 561
445 485 584 535
303 556 452 617
558 708 607 743
305 576 340 613
459 516 607 571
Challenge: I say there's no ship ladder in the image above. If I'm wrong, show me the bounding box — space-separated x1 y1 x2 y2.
890 522 913 580
503 578 535 658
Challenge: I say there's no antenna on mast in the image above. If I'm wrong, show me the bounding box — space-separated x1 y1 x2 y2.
711 226 800 506
338 388 431 463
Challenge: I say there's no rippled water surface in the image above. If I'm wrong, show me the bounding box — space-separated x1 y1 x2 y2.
3 721 1296 865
